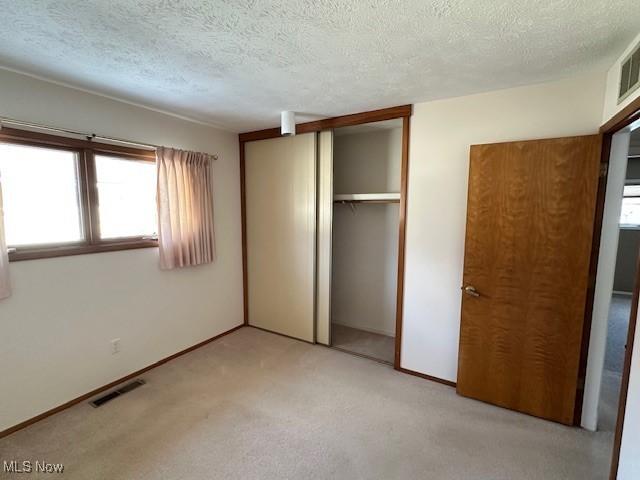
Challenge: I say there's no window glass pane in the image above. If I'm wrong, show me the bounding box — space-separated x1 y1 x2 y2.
620 185 640 226
623 185 640 197
0 143 83 247
95 155 157 239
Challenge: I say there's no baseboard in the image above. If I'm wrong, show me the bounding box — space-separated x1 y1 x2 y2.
0 324 244 439
396 366 457 388
332 321 395 338
612 290 633 296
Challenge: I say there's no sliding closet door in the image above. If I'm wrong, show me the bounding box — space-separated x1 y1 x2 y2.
245 133 316 342
316 130 333 346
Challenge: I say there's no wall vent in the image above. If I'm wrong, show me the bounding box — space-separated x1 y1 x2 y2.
619 41 640 103
89 379 145 408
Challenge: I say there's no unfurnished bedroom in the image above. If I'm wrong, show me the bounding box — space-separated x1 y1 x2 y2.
1 2 640 479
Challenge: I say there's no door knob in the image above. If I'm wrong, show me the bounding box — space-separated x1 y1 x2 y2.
462 285 480 297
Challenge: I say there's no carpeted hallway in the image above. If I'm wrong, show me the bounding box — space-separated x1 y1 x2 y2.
0 327 612 480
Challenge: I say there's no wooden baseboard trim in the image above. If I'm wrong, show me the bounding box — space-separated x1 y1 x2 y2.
396 366 457 388
331 322 395 338
612 290 633 296
0 324 244 439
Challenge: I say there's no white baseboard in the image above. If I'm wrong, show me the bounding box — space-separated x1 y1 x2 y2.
612 290 633 296
332 321 395 338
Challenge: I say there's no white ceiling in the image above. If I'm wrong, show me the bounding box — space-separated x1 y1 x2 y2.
0 1 638 133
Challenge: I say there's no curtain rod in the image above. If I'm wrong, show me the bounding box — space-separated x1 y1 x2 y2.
0 116 218 160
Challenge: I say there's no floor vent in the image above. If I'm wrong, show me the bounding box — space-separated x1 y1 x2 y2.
89 379 145 408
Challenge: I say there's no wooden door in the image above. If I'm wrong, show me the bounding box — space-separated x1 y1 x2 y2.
245 133 316 342
457 135 602 425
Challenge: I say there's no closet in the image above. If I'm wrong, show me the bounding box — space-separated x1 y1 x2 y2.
326 120 402 363
242 107 409 366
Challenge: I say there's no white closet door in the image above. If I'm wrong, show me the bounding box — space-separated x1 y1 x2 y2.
316 130 333 345
245 133 316 342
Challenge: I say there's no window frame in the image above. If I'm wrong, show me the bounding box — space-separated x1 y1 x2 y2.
0 127 158 262
620 181 640 230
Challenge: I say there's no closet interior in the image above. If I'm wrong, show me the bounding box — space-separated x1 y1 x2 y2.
329 119 402 364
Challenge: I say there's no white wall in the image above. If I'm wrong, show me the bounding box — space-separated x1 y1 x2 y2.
619 300 640 479
0 69 243 432
401 71 606 382
333 129 401 194
603 32 640 124
332 204 399 336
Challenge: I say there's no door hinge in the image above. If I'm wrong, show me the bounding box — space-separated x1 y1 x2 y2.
600 163 609 178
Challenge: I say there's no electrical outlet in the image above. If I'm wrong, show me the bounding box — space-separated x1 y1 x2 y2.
111 338 121 355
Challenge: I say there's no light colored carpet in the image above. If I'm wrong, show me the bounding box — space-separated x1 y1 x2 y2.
596 294 630 433
331 323 395 364
0 327 612 480
598 369 623 434
605 294 631 374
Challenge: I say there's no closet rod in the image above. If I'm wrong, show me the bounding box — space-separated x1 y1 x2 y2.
334 199 400 204
0 116 218 160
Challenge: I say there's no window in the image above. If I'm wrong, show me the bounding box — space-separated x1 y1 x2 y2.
0 144 84 247
94 155 157 240
0 127 158 261
620 184 640 228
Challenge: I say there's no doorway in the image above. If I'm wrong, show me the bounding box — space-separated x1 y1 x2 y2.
598 129 640 434
585 102 640 480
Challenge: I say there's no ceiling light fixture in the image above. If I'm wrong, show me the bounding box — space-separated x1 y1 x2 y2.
281 111 296 136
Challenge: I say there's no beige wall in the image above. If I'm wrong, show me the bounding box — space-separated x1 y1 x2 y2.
401 71 607 383
332 205 399 336
333 129 401 194
0 69 243 432
614 230 640 293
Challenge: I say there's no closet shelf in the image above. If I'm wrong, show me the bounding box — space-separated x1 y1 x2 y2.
333 193 400 204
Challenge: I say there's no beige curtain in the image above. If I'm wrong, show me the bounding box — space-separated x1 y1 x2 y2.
0 171 10 300
156 147 216 270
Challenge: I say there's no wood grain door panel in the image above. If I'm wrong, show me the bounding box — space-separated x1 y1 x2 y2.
457 135 602 425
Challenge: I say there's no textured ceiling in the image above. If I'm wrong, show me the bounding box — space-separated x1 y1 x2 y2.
0 1 639 132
